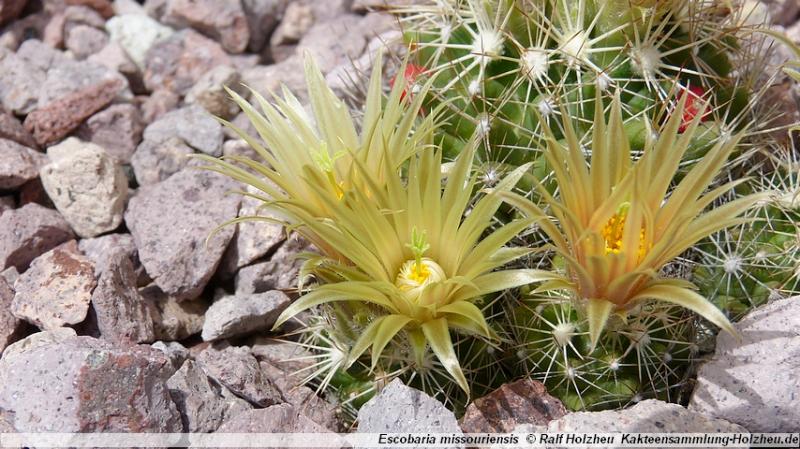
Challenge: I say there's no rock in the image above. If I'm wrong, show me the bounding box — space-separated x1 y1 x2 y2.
220 184 285 276
24 78 125 147
143 0 167 19
15 38 67 71
242 57 307 101
106 13 174 69
0 53 46 114
196 344 282 407
40 138 128 238
0 12 49 51
0 203 74 271
10 240 96 330
151 340 190 369
0 196 13 215
140 88 180 123
351 0 413 12
689 296 800 432
460 379 566 433
297 14 368 73
235 235 310 294
1 327 77 360
65 24 109 59
75 103 144 164
242 0 286 53
0 0 29 26
79 232 147 284
90 252 155 344
141 284 208 340
0 276 24 354
144 29 233 95
201 291 291 341
764 0 800 26
547 399 747 434
216 404 336 435
36 52 129 109
162 0 250 54
357 379 462 446
0 111 37 148
249 337 315 373
0 139 47 190
260 361 339 431
67 0 115 18
0 335 183 432
185 65 246 119
167 360 230 432
62 4 106 32
115 0 147 15
125 168 239 300
131 137 194 185
223 118 258 142
88 42 146 94
270 2 313 46
142 105 224 156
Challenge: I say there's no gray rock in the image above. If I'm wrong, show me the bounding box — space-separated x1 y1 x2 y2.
142 105 224 156
296 14 367 73
10 240 96 330
242 57 307 101
270 1 313 49
141 284 208 340
91 252 155 344
357 379 463 447
131 137 194 185
215 404 337 436
144 29 233 95
242 0 286 53
185 65 246 119
75 103 144 164
15 38 67 72
167 360 229 432
0 203 74 271
0 139 47 189
547 400 747 436
689 296 800 432
235 235 310 294
40 138 128 238
36 55 129 108
260 361 339 431
0 53 45 114
88 41 145 94
140 88 181 124
1 327 77 360
196 344 282 407
65 24 109 59
220 184 286 276
78 232 148 285
106 13 174 69
248 337 315 373
161 0 250 54
0 335 183 432
202 291 291 341
152 340 190 369
125 168 239 300
0 276 24 354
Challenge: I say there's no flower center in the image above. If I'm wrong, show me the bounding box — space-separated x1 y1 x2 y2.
396 258 445 293
601 209 648 259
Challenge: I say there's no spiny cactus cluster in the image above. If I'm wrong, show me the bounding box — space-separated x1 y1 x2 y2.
397 0 782 168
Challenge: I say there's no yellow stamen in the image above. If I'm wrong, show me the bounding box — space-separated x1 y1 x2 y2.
601 209 649 259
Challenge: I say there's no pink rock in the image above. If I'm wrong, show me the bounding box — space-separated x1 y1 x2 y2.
0 139 47 190
11 240 96 330
0 203 74 271
0 276 24 354
76 103 143 163
144 29 233 95
0 0 29 26
0 110 37 148
460 378 566 432
162 0 250 54
24 78 124 147
0 335 183 432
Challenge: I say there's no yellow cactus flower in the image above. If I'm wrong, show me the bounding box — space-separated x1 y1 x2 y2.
195 51 437 258
270 138 555 394
500 92 768 349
